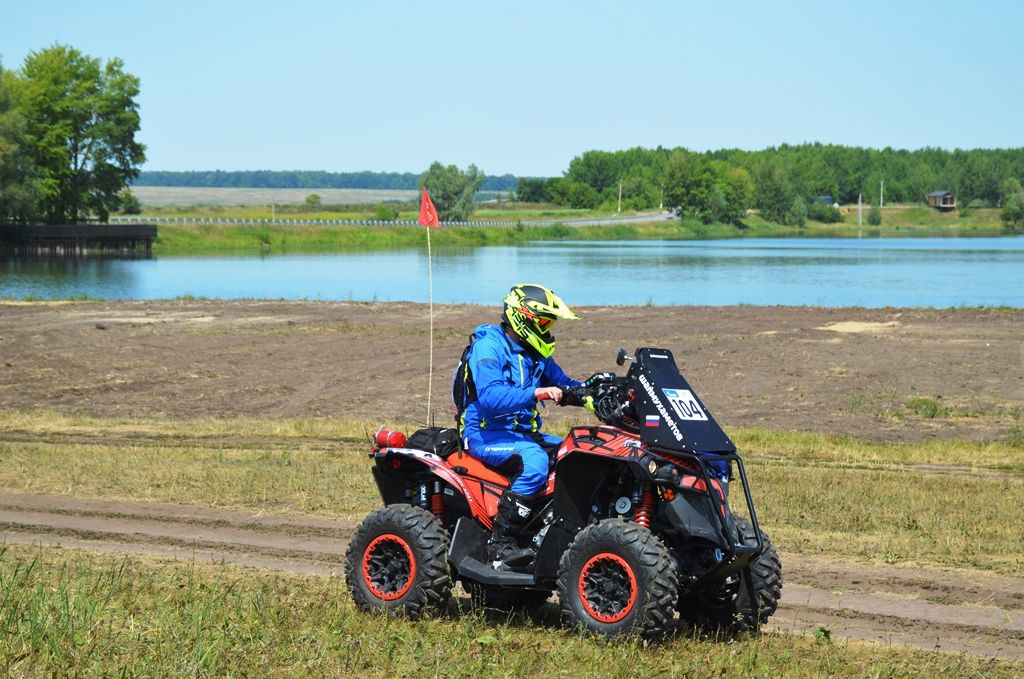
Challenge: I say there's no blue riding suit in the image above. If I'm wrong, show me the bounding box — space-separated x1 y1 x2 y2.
461 323 580 496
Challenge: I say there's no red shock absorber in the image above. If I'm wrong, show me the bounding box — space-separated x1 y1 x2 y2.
431 484 445 519
634 489 655 529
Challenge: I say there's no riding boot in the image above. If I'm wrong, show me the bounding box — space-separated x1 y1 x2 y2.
488 490 536 570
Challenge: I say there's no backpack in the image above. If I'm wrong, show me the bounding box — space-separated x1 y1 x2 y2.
406 426 461 459
451 335 477 435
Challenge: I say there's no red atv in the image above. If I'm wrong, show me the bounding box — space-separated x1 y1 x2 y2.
345 347 782 639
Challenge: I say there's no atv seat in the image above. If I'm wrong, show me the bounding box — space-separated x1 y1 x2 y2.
446 450 517 487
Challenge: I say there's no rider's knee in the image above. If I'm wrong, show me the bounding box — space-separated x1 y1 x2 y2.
513 448 549 495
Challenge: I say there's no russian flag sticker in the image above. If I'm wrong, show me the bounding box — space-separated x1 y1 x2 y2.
645 415 660 427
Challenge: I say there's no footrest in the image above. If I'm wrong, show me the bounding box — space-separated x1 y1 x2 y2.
456 555 536 587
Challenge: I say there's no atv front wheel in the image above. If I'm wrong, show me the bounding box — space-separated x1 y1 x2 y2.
345 504 452 618
557 519 677 639
677 516 783 634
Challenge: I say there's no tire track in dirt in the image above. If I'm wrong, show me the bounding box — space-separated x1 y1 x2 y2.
1 491 1021 660
0 491 355 575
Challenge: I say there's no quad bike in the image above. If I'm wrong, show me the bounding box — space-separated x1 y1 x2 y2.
345 347 782 639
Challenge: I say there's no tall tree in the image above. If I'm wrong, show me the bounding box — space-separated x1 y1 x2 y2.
663 151 751 224
0 65 39 223
418 162 484 222
15 45 145 223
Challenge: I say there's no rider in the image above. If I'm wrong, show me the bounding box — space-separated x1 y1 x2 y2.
459 283 583 569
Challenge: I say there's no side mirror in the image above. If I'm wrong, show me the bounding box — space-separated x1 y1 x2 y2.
616 348 633 366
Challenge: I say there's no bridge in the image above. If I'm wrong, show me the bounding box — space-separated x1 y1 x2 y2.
0 224 157 255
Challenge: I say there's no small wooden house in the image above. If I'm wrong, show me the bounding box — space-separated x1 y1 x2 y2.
927 190 956 210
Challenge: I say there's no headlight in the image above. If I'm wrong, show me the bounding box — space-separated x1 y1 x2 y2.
648 459 659 475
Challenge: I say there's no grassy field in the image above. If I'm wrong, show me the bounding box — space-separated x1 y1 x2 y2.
131 202 1018 255
2 410 1021 574
2 542 1021 678
148 216 1018 255
1 411 1023 676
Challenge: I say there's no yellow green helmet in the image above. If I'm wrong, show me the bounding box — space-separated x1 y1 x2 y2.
502 283 579 358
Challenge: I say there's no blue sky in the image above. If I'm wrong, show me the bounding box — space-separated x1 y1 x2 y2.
3 1 1022 177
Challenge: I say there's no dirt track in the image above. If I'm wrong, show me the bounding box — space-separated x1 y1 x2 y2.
1 301 1022 659
1 490 1021 660
1 301 1021 440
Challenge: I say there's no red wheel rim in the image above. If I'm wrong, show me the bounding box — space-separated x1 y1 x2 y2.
362 533 417 601
577 552 638 623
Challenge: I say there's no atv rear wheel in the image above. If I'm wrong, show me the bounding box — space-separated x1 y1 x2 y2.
557 519 677 639
677 516 782 634
345 504 452 618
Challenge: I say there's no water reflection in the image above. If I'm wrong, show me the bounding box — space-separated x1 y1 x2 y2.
1 252 144 298
1 237 1022 308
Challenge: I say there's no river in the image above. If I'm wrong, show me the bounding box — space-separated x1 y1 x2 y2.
2 236 1023 307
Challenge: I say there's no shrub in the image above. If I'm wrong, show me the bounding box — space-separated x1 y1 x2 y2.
1002 196 1023 227
808 201 842 223
867 205 883 226
120 190 141 215
373 204 399 221
907 397 947 419
547 223 571 239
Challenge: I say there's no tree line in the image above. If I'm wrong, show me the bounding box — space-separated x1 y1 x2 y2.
516 145 1024 226
4 44 1023 228
0 45 145 225
135 170 518 193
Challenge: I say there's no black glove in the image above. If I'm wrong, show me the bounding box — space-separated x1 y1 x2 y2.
558 384 587 407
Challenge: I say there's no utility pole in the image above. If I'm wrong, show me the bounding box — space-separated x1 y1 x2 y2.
858 193 863 237
880 180 884 208
617 180 623 214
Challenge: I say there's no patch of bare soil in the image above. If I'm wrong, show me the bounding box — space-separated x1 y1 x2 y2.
1 491 1021 660
1 301 1021 442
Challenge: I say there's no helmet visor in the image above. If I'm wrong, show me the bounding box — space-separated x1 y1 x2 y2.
520 305 556 334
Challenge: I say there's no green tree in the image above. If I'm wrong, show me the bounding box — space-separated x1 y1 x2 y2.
788 196 808 227
418 162 484 222
566 150 622 194
663 152 751 225
305 193 322 208
514 177 546 203
0 65 39 223
15 45 145 224
119 188 141 214
544 177 600 209
1001 177 1024 227
752 160 798 225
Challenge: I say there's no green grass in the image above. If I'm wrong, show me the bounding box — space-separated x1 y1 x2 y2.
0 543 1019 678
1 411 1022 575
1 411 1022 674
137 203 1018 254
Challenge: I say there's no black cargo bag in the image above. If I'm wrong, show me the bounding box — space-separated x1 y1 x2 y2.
406 427 461 459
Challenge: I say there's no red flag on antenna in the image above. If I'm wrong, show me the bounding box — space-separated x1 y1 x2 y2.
418 188 439 228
